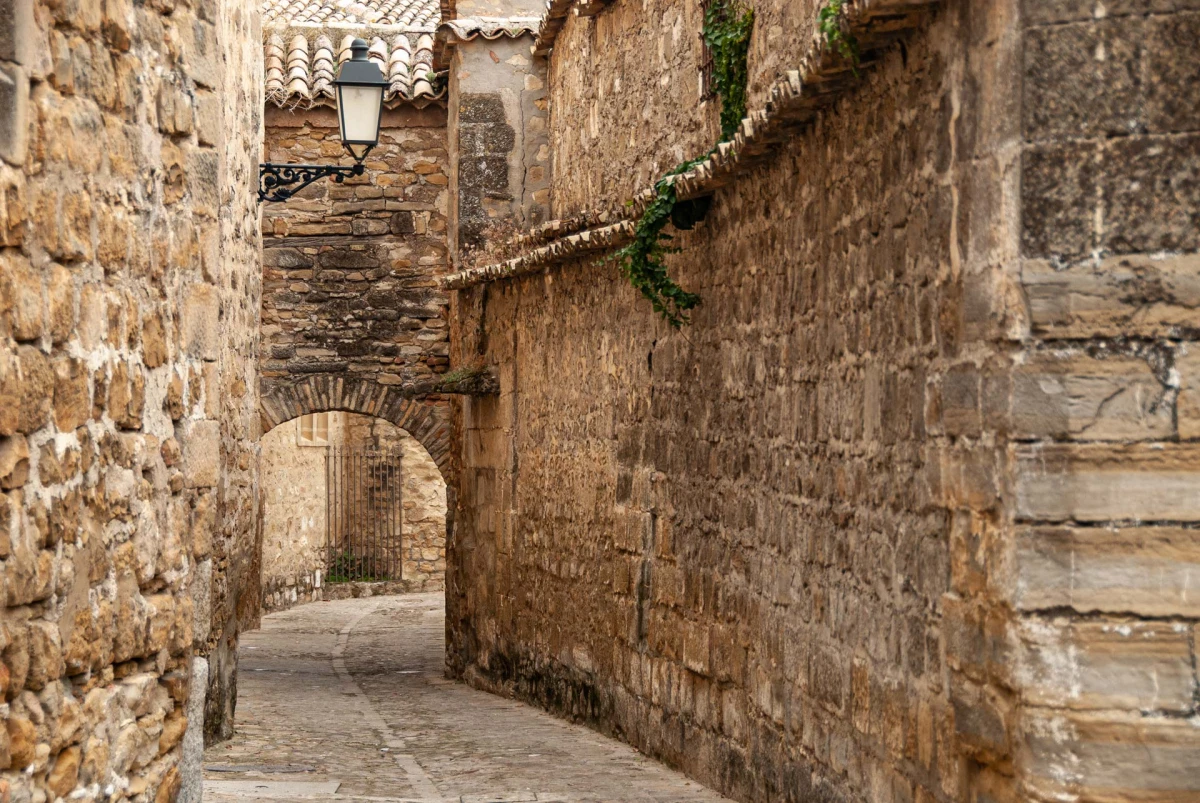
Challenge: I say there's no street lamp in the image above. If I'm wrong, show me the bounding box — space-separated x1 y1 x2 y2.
258 38 389 202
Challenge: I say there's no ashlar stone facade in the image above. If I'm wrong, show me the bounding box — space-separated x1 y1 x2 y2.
0 0 263 798
445 1 1200 802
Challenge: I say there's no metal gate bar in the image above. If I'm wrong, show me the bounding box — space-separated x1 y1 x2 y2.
325 446 403 582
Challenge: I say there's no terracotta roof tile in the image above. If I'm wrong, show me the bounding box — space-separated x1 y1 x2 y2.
441 17 540 41
262 0 441 29
264 30 444 107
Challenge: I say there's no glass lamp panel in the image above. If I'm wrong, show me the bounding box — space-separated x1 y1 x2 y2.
337 84 384 145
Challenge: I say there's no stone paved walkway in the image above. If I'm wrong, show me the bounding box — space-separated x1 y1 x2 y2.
201 593 732 803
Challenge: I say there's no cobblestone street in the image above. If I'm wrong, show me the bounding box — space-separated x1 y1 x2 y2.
201 594 732 802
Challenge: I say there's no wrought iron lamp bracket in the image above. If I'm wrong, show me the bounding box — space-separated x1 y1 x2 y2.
258 156 370 203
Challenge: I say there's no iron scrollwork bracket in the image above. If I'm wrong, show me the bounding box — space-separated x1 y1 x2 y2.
258 161 366 203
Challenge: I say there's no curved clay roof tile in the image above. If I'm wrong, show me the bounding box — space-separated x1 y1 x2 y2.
265 29 447 107
311 35 336 96
265 34 287 96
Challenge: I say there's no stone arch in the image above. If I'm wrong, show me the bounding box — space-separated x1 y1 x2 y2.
259 375 452 478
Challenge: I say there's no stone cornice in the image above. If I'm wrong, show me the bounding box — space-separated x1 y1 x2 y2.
443 0 941 291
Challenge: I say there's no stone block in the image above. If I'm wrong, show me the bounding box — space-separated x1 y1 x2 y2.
1016 617 1195 711
5 546 55 605
1023 19 1143 141
8 252 42 341
6 715 35 769
0 0 33 65
143 311 168 369
0 348 17 435
0 434 29 489
25 620 63 690
459 94 507 125
1023 253 1200 338
17 345 52 433
182 19 219 89
1144 11 1200 133
1102 134 1200 255
950 678 1010 761
46 745 80 799
180 284 220 360
0 64 29 168
1010 352 1173 441
46 264 74 345
1021 141 1098 260
1013 526 1200 617
187 149 220 218
194 91 220 147
176 657 208 803
53 356 90 432
180 420 220 488
1015 443 1200 522
1023 712 1200 801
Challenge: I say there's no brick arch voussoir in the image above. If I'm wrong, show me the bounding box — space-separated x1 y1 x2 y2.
259 375 453 479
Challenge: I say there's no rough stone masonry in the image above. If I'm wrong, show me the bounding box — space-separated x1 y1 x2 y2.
446 0 1200 801
0 0 262 798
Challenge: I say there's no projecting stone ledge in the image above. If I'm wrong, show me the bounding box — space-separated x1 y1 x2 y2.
402 368 500 396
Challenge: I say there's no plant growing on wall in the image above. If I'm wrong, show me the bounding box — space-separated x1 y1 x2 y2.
818 0 860 74
613 0 755 329
704 0 756 141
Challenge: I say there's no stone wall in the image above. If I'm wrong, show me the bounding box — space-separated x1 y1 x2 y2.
261 104 452 390
1009 3 1200 799
546 0 834 216
447 1 1200 802
258 415 344 613
0 0 261 799
449 34 549 261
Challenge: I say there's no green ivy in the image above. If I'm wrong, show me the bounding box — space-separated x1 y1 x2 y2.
818 0 860 74
610 158 709 328
704 0 756 141
612 0 755 329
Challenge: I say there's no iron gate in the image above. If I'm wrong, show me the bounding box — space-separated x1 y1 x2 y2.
325 447 403 582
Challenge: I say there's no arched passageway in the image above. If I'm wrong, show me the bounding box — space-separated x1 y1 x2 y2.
260 375 454 477
258 410 448 611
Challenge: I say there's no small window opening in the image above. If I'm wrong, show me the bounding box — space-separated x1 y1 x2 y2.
298 412 330 446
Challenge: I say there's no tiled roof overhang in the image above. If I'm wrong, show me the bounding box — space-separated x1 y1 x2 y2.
263 0 440 28
433 17 539 69
443 0 942 290
265 30 447 108
532 0 610 56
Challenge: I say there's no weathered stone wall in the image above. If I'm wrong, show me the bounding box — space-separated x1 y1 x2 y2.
0 0 261 798
547 0 833 216
201 0 266 754
1008 3 1200 798
448 1 1200 802
261 105 451 390
258 415 344 613
449 35 549 261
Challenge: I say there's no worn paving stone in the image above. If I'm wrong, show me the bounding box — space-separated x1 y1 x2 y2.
201 594 731 803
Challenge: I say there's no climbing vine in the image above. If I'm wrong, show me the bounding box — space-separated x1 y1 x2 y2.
818 0 860 74
612 0 755 329
704 0 756 141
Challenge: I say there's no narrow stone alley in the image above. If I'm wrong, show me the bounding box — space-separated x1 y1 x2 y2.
200 595 732 803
